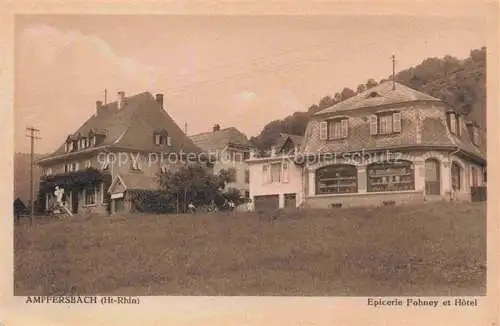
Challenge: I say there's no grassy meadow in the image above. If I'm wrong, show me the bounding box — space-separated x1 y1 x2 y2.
14 202 486 296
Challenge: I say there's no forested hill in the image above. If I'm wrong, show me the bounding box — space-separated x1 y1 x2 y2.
249 47 486 151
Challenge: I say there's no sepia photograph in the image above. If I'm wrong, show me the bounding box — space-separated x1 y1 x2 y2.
11 7 490 301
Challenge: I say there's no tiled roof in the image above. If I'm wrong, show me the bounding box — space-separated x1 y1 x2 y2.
190 127 252 152
315 81 442 115
41 92 201 162
302 102 485 163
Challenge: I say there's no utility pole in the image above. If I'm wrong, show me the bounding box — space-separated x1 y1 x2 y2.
104 88 108 104
25 127 41 226
392 54 396 90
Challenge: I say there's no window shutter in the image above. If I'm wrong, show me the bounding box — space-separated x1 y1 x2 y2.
319 121 328 140
457 115 462 136
167 136 171 146
449 113 457 134
341 119 348 138
155 134 160 145
75 162 80 171
393 111 402 133
369 115 378 135
282 162 289 183
262 165 269 184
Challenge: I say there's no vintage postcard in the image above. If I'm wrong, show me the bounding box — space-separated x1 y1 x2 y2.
1 1 498 325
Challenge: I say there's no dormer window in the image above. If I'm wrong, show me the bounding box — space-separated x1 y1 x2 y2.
65 140 76 152
153 129 171 146
367 91 381 98
319 117 348 140
369 111 402 135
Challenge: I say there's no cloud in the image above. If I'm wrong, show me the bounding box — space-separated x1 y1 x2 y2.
232 91 256 102
15 24 158 153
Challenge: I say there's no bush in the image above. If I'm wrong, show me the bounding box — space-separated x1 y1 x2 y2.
128 190 176 214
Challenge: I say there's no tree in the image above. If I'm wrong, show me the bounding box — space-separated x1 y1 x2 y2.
356 84 367 93
13 197 27 221
366 78 378 89
318 95 335 109
334 92 342 102
340 87 356 100
158 164 237 212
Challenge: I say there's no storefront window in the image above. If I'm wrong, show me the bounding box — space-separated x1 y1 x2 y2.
315 165 357 194
367 160 415 192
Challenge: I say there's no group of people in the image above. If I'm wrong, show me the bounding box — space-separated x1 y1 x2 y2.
187 199 237 214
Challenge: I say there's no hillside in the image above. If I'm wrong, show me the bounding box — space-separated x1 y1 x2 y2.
14 152 44 205
250 47 486 152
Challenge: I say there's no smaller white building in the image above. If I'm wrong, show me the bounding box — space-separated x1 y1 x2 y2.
247 148 304 211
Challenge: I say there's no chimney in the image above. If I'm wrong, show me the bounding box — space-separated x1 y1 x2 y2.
117 91 125 110
213 124 221 132
96 100 103 115
156 93 164 108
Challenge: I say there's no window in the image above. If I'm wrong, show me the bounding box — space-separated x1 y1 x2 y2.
315 164 357 194
80 138 88 149
328 118 347 139
471 166 479 187
102 161 110 171
244 190 250 198
262 162 289 184
447 112 461 135
245 169 250 183
154 132 170 146
66 141 75 152
64 162 79 173
42 167 52 176
84 187 96 205
243 151 250 160
472 126 480 145
131 157 142 171
451 162 461 191
379 113 393 135
367 161 414 192
319 118 348 140
270 163 281 183
370 111 401 135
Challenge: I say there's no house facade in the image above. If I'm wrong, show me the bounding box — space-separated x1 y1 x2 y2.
37 91 203 215
190 125 253 198
247 81 486 210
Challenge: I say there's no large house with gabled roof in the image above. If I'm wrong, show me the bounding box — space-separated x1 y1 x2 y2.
190 125 253 198
37 91 203 215
247 81 486 211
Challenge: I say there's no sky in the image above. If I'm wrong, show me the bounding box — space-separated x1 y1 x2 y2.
14 13 488 154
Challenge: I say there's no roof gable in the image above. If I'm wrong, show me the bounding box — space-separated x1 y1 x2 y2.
315 81 442 115
275 133 304 153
